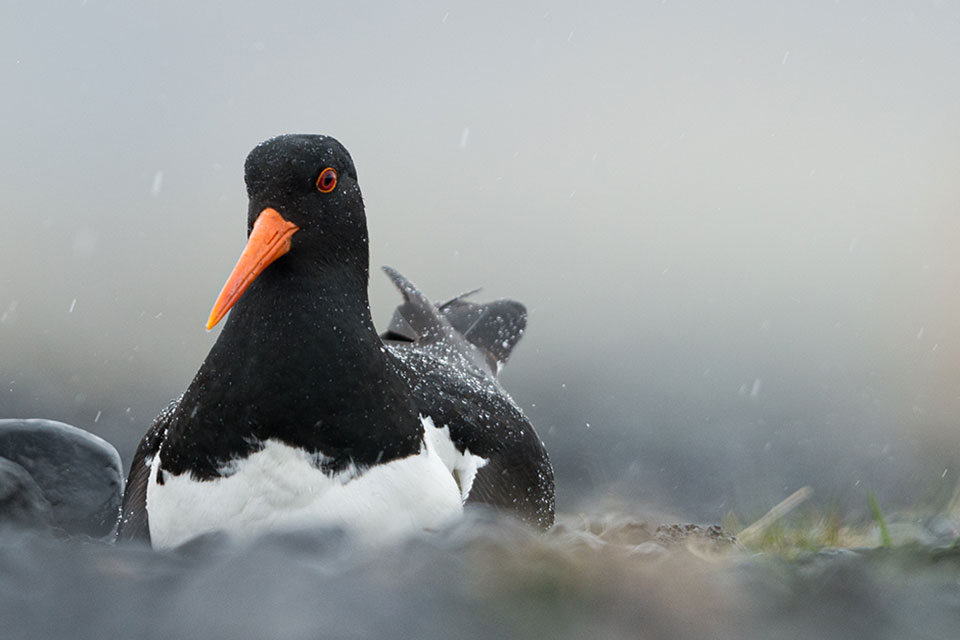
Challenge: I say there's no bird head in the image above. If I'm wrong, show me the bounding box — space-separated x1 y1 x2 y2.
206 134 368 330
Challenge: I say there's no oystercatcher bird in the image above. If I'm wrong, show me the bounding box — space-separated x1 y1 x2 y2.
117 134 554 548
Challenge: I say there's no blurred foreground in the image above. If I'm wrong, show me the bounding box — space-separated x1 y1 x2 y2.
2 508 958 640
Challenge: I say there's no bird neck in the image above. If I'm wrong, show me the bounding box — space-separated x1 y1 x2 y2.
226 260 381 378
161 260 423 478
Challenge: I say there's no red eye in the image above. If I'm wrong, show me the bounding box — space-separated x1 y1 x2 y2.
316 167 337 193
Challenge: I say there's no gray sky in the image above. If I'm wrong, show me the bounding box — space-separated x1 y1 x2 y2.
1 1 958 517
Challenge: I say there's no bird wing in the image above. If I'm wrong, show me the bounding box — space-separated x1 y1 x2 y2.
380 267 553 529
116 401 175 543
438 297 527 370
379 266 527 375
389 345 554 530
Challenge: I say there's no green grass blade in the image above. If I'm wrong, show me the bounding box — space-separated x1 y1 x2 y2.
867 489 891 549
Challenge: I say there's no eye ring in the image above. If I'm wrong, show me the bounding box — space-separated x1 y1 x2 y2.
316 167 337 193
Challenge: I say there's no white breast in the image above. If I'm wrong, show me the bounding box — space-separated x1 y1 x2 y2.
145 416 487 550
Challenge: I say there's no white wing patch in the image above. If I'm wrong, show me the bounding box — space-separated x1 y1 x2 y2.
420 415 488 502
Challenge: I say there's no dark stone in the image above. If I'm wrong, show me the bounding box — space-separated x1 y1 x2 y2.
0 456 54 530
0 419 123 538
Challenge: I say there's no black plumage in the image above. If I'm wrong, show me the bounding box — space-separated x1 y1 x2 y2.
117 134 553 544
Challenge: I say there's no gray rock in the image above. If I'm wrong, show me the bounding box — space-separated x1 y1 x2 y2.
0 419 122 538
0 456 54 529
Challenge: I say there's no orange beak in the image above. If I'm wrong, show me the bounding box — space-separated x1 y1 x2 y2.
206 207 300 330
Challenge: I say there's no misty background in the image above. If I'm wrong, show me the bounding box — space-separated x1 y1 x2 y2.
1 1 958 521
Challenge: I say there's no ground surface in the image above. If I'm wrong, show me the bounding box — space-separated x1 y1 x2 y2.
2 509 958 640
